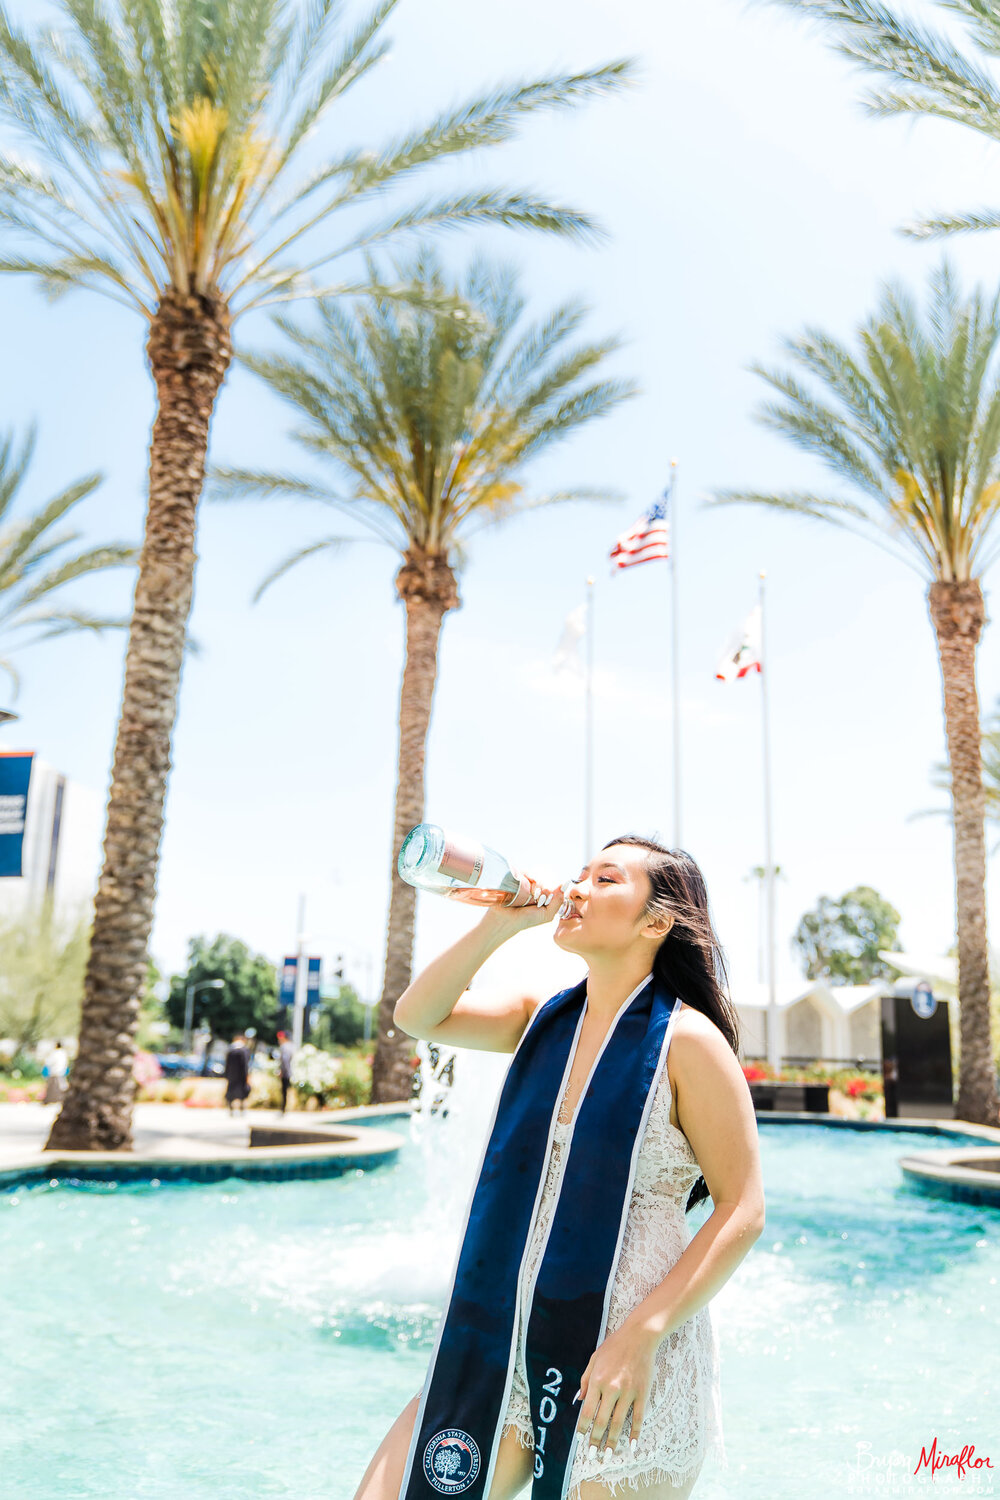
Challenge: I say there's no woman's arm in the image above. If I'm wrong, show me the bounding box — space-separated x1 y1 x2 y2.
575 1016 765 1456
625 1016 765 1341
392 881 565 1053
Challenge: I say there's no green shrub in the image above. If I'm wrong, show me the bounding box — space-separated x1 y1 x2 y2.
330 1055 371 1109
7 1052 44 1081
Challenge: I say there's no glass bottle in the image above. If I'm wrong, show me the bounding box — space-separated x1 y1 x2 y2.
397 823 535 906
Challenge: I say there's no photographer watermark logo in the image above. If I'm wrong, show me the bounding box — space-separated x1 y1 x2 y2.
846 1438 995 1494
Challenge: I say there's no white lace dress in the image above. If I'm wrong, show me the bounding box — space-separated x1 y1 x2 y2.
500 1059 727 1497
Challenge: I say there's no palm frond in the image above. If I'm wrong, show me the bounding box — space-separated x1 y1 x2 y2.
900 206 1000 240
15 543 137 607
207 465 342 505
703 486 932 576
759 0 1000 124
939 1 1000 59
250 534 357 603
205 462 402 546
0 424 37 525
265 58 633 231
0 4 632 317
460 485 624 538
0 474 103 589
261 0 399 194
0 656 21 698
217 246 635 563
716 252 1000 582
757 0 1000 259
11 607 129 643
0 432 133 678
236 191 602 310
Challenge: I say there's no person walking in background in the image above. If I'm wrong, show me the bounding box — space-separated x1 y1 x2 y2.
42 1040 70 1105
278 1030 295 1113
223 1034 251 1114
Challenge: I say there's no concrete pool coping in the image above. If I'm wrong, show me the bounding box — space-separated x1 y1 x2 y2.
752 1110 1000 1142
897 1148 1000 1207
4 1102 1000 1198
755 1109 1000 1207
0 1101 414 1190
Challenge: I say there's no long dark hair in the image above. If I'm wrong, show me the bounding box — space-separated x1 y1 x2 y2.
603 834 743 1213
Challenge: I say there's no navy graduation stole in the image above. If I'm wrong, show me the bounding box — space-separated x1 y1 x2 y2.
397 971 683 1500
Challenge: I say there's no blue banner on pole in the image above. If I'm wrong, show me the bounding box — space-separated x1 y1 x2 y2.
302 960 322 1044
0 752 33 878
279 956 298 1010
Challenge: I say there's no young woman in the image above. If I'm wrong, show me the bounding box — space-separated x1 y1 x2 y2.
354 835 764 1500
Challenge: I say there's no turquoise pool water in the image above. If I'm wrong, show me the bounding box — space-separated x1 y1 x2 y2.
2 1120 997 1500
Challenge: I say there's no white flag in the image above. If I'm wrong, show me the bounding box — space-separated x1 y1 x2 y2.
716 603 762 681
553 603 587 675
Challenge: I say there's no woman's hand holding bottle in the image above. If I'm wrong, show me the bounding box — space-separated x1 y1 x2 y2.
479 874 570 934
396 825 570 934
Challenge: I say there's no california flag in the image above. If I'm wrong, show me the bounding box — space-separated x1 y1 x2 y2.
716 603 762 681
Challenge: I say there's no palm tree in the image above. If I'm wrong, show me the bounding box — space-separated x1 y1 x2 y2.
705 257 1000 1127
756 1 1000 244
0 0 632 1150
0 424 133 698
209 249 636 1100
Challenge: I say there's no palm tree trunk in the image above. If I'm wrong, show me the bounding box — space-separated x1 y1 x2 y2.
928 578 999 1127
370 550 460 1104
46 289 232 1152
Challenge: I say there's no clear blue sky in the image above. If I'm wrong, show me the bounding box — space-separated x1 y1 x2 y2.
1 0 998 1003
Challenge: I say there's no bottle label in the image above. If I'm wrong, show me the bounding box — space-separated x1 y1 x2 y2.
440 838 484 885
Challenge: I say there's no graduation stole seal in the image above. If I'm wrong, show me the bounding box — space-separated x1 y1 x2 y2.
398 970 684 1500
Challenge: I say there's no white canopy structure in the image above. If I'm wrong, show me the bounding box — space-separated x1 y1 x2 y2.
734 950 961 1063
877 950 958 996
733 978 888 1063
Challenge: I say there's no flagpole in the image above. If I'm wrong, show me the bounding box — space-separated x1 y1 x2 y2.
668 459 681 848
759 569 779 1072
584 574 595 861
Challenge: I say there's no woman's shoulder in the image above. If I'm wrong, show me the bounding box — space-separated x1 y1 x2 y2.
672 1000 723 1042
672 997 729 1036
667 1002 738 1092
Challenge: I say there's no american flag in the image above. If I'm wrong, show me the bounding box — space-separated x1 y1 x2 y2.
609 493 671 570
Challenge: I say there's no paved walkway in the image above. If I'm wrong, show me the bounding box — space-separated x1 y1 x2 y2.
0 1100 409 1174
0 1100 291 1166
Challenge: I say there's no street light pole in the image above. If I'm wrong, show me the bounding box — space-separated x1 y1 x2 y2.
292 893 309 1049
183 979 224 1054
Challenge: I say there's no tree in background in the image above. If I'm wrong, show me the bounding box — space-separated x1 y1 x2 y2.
167 935 279 1046
0 896 88 1050
310 983 367 1050
135 957 168 1051
0 426 134 698
0 0 631 1153
793 887 902 987
211 249 636 1100
707 258 1000 1126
